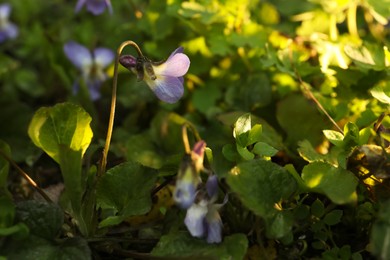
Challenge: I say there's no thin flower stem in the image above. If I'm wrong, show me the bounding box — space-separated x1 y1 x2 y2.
181 123 202 154
0 149 53 203
99 40 143 176
182 125 191 154
347 3 359 38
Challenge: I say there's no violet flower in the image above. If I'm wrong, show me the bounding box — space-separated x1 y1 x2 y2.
75 0 113 15
174 141 206 209
0 4 18 43
119 47 190 104
184 175 226 243
64 41 114 100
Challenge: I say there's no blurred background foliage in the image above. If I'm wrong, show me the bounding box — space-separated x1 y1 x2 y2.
1 0 390 258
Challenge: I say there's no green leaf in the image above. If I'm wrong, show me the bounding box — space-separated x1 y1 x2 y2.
0 140 10 188
227 159 297 218
248 124 263 145
344 43 388 70
323 130 344 147
4 235 91 260
125 133 163 169
298 140 327 162
266 211 293 239
277 94 330 148
311 199 325 218
234 113 252 146
0 193 15 228
323 210 343 226
302 162 358 204
151 232 248 260
236 144 254 161
96 161 158 227
370 82 390 105
28 102 93 164
222 144 240 162
15 200 63 240
343 122 360 148
252 142 278 157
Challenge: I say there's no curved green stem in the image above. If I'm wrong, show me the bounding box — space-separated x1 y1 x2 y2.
99 40 143 176
347 3 359 38
329 14 338 41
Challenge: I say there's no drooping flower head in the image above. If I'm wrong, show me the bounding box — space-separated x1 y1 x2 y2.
119 47 190 103
0 4 18 43
75 0 113 15
173 141 206 209
184 175 227 243
64 41 114 100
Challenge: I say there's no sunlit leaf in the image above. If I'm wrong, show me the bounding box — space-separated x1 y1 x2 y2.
302 162 358 204
28 102 93 164
227 159 297 218
370 82 390 105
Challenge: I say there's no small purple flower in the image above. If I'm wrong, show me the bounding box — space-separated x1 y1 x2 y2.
174 141 206 209
64 41 114 100
75 0 113 15
184 175 226 244
0 4 18 43
119 47 190 104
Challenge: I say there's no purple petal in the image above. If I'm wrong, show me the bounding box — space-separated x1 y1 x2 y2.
105 0 113 14
93 47 114 68
206 217 223 243
174 180 197 209
86 0 109 15
64 41 92 69
87 80 102 100
205 205 223 243
0 33 7 43
3 23 18 39
75 0 87 13
206 175 218 199
167 47 184 60
146 75 184 103
159 53 190 77
0 4 11 18
184 201 208 238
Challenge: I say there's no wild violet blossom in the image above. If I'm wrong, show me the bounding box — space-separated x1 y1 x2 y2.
119 47 190 104
173 141 206 209
64 41 114 100
0 4 18 43
75 0 113 15
173 141 226 243
184 174 226 244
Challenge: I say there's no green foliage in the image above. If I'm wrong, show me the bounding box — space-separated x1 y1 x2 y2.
302 162 358 204
96 161 158 227
2 0 390 258
151 232 248 259
27 102 93 164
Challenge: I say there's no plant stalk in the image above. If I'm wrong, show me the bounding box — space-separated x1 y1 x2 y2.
99 41 144 176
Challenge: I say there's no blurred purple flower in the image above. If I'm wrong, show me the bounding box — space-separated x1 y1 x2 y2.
184 175 226 243
64 41 114 100
119 47 190 103
0 4 18 43
75 0 113 15
174 141 206 209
